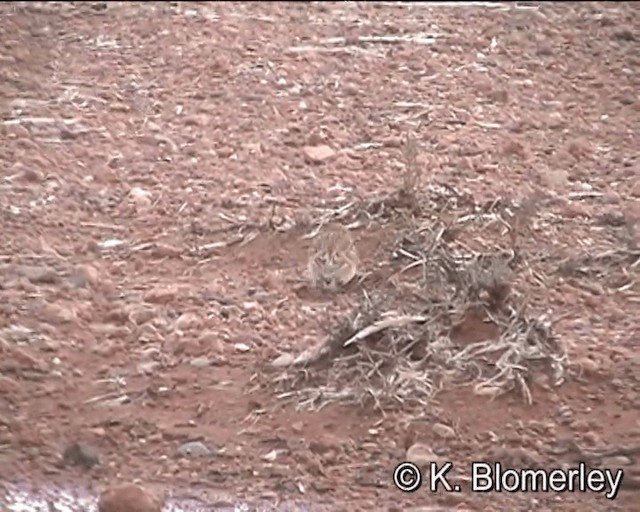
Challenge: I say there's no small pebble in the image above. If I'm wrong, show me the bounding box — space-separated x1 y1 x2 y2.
189 357 212 368
432 422 457 440
98 483 162 512
601 455 632 467
62 441 100 469
177 441 211 457
270 353 295 368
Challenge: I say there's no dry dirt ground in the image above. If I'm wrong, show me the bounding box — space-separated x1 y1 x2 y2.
1 2 639 511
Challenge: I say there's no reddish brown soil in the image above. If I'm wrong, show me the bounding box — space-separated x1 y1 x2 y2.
1 2 639 511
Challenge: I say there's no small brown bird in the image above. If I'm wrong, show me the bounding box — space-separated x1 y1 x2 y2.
308 222 359 291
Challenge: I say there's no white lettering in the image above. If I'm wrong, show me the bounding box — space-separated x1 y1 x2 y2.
501 468 520 492
468 462 624 499
471 462 493 492
604 469 624 500
521 468 552 491
587 469 605 493
429 462 454 492
565 468 579 492
547 469 568 491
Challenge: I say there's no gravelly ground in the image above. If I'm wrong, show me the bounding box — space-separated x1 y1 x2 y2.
0 2 638 511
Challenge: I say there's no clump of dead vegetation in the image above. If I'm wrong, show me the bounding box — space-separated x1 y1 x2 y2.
252 137 638 413
260 213 567 412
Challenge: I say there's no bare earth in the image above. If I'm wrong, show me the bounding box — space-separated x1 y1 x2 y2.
1 2 639 511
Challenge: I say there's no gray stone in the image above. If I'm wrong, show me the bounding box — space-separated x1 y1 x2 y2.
62 441 100 469
178 441 211 458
